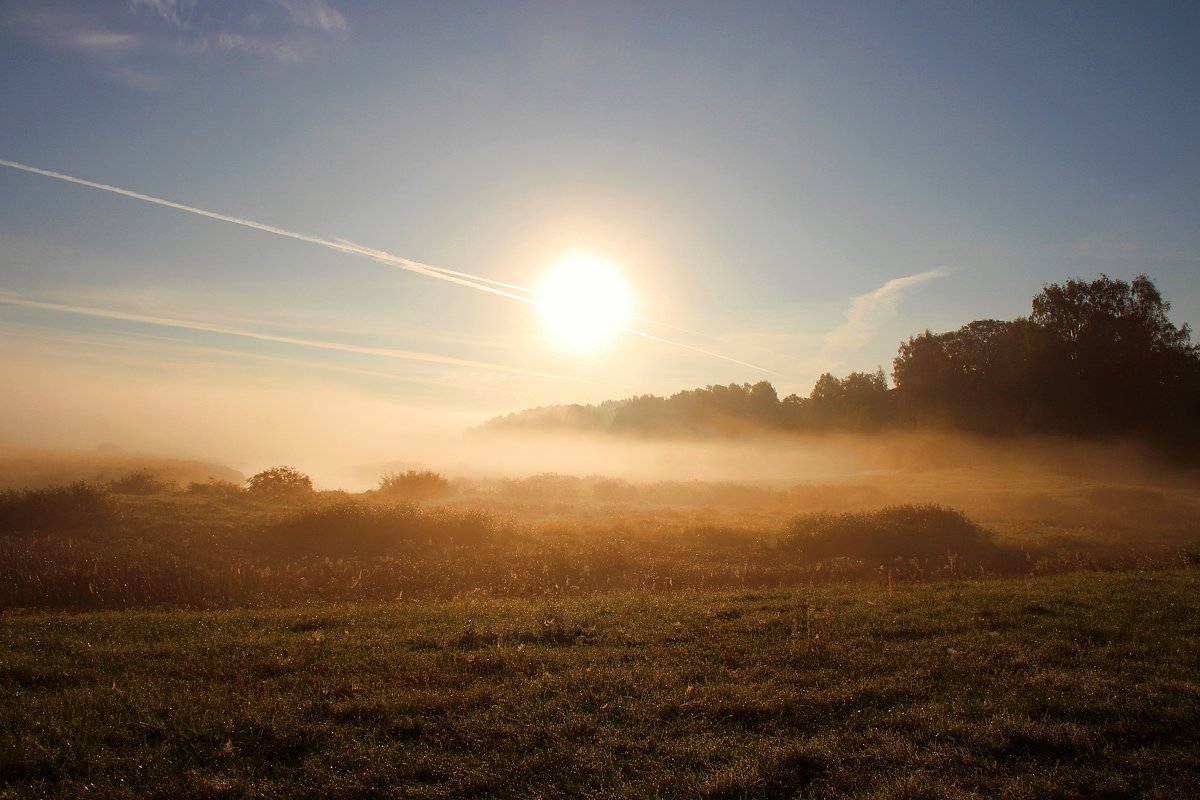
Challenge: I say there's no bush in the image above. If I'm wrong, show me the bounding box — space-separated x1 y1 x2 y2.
783 504 1018 572
185 478 246 498
0 482 123 533
247 466 313 498
498 473 583 501
376 470 450 502
108 469 177 495
261 500 499 555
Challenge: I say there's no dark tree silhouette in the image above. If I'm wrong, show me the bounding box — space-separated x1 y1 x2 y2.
1031 274 1192 355
893 319 1066 433
1030 274 1198 438
894 274 1198 443
804 369 894 430
482 273 1198 456
247 466 314 497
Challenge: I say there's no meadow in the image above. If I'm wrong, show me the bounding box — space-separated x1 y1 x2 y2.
2 572 1197 798
1 444 1197 611
1 448 1198 797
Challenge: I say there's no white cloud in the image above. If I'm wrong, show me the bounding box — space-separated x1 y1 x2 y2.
9 9 142 58
213 31 305 63
823 270 949 353
108 65 171 91
7 0 349 90
0 292 578 382
62 28 141 54
128 0 194 30
275 0 346 33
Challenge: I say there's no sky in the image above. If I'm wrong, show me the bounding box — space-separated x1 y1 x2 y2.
1 1 1198 482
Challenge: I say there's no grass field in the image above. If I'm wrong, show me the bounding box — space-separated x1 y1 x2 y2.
3 450 1198 612
2 570 1197 798
1 451 1197 796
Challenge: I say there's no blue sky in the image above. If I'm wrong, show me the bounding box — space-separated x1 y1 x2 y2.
1 1 1198 476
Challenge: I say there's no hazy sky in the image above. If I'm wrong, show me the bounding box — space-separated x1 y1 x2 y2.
1 1 1198 477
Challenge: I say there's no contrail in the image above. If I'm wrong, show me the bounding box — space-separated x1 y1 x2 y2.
0 324 555 399
0 159 525 302
0 158 776 372
622 327 777 373
0 294 580 382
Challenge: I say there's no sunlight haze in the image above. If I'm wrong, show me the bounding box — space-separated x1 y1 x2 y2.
1 0 1197 478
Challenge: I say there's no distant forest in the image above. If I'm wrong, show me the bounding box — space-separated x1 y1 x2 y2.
482 275 1200 455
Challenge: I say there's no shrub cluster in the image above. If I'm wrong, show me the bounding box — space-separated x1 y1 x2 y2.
259 501 500 556
185 478 246 498
375 470 450 502
247 466 313 498
107 469 177 495
0 482 122 533
2 482 1170 611
783 504 1021 573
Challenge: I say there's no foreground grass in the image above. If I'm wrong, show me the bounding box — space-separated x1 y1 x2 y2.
2 570 1198 798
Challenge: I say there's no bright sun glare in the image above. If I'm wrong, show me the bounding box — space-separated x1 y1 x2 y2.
536 252 634 352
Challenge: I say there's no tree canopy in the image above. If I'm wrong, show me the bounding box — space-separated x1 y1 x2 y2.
247 466 314 497
894 274 1199 442
481 274 1199 456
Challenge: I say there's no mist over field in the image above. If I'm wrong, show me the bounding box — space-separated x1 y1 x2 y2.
0 345 484 489
4 3 1200 794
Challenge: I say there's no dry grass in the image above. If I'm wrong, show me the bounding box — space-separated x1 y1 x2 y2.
0 479 1194 611
1 570 1197 798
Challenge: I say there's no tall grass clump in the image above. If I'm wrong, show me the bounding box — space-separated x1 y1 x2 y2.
107 468 177 495
374 470 451 502
260 500 502 556
246 466 313 499
0 482 122 533
185 478 246 498
498 473 584 501
783 504 1021 574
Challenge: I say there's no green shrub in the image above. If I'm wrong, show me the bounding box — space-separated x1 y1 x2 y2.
376 470 450 502
261 500 499 555
107 468 177 495
783 504 1019 572
247 466 313 498
185 478 246 497
0 482 123 533
499 473 583 500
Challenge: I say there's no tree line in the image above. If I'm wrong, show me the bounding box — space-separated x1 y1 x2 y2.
483 275 1200 454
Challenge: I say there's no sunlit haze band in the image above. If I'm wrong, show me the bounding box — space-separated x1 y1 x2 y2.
0 159 774 374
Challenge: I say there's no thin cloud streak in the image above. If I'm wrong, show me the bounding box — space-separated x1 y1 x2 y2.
128 1 190 30
0 294 579 382
0 159 774 372
823 269 949 353
276 0 347 34
129 0 345 63
0 159 528 305
623 328 778 374
0 322 546 400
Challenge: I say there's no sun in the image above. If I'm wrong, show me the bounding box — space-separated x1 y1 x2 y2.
535 252 634 352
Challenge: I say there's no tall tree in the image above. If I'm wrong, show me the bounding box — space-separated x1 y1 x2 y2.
1030 274 1199 437
893 320 1066 433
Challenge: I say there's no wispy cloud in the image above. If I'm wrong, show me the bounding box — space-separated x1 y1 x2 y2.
0 319 545 400
276 0 346 34
108 65 171 92
134 0 348 62
128 0 193 31
5 0 349 89
61 28 141 54
0 293 579 383
823 270 949 353
212 31 307 63
13 9 164 90
6 8 144 61
0 159 774 374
